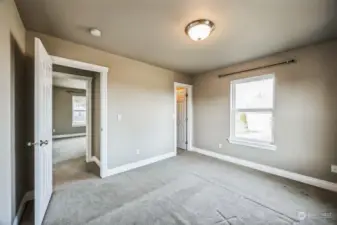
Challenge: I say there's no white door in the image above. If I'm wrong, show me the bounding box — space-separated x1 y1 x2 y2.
176 89 187 149
34 38 53 225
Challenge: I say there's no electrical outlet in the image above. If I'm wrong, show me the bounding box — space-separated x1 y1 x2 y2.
219 144 222 149
331 165 337 173
136 149 140 155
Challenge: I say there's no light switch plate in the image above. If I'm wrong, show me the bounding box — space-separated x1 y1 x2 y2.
331 165 337 173
136 149 140 155
117 114 122 121
219 144 222 149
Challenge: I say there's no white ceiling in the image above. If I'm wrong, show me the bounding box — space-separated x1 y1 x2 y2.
15 0 337 74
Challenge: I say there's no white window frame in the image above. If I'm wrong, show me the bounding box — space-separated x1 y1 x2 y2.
72 95 87 127
228 74 276 151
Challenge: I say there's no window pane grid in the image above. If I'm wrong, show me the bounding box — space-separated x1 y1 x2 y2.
230 74 275 147
72 96 87 126
234 111 273 143
234 77 274 109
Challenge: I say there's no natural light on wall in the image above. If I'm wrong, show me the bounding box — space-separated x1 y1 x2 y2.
229 74 276 150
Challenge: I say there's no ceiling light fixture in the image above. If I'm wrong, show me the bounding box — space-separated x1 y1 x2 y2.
185 19 215 41
90 28 102 37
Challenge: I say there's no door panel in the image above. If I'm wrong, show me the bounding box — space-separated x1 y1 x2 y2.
34 38 53 225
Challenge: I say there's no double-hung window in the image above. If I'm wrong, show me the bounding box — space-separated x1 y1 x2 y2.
229 74 276 150
72 96 87 127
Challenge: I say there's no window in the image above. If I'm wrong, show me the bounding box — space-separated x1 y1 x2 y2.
229 74 276 150
72 96 87 127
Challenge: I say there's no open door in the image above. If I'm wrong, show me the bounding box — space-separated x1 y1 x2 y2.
34 38 53 225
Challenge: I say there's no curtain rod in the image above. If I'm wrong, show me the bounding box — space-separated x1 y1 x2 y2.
218 59 296 78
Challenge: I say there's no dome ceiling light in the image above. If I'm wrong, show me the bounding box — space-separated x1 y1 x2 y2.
90 28 102 37
185 19 215 41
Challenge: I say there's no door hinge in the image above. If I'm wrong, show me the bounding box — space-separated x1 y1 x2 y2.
185 141 188 145
185 93 188 97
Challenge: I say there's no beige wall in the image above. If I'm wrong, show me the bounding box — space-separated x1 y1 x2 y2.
12 35 30 225
174 73 193 85
193 39 337 182
0 0 26 224
26 31 192 169
53 86 86 135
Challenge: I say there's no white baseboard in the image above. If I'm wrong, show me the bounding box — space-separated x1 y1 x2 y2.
105 152 176 177
12 190 34 225
53 133 86 140
192 147 337 193
89 156 100 167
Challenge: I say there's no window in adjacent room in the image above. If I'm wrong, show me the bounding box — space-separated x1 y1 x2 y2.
72 96 86 127
229 74 276 150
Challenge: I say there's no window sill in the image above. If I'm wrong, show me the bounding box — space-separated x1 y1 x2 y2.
228 138 276 151
72 124 86 128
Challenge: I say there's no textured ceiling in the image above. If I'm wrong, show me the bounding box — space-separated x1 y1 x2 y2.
15 0 337 74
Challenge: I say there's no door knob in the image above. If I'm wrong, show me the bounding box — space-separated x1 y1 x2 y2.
27 140 49 147
27 141 39 147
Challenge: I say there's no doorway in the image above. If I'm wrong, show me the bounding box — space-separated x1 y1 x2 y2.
174 82 193 154
52 71 95 186
51 56 109 178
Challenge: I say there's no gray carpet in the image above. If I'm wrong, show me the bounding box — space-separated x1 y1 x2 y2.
34 151 337 224
53 137 87 164
53 156 97 187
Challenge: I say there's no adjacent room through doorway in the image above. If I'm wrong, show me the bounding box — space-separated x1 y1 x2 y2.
52 66 100 187
176 87 187 151
174 83 193 154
